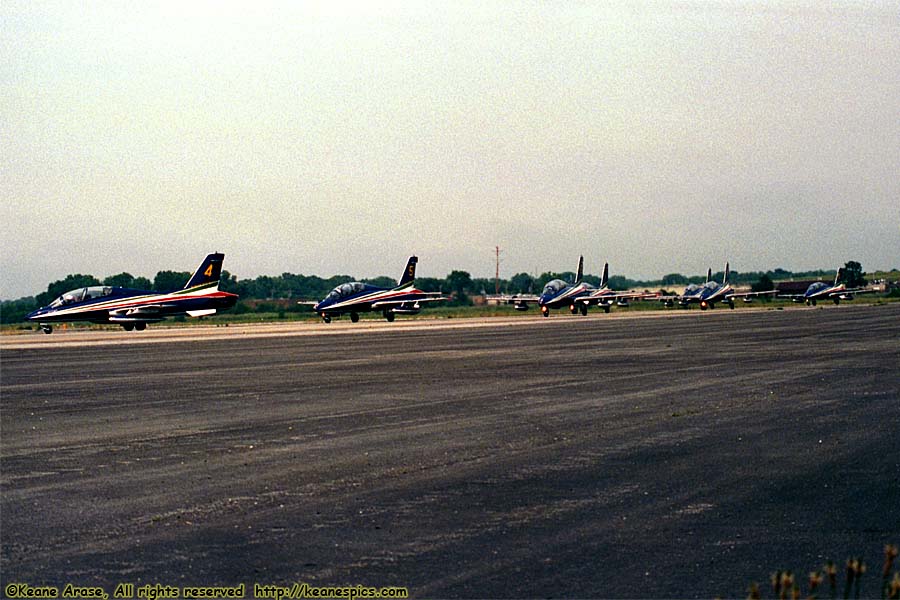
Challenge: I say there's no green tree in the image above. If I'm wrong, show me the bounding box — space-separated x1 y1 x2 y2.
103 272 146 288
364 276 396 289
415 277 443 294
607 275 634 291
153 271 191 292
252 275 281 299
662 273 688 286
509 272 535 294
751 274 775 294
842 261 867 288
446 270 473 304
471 277 496 295
1 297 39 324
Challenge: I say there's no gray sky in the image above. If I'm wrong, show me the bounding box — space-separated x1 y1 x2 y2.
3 1 899 299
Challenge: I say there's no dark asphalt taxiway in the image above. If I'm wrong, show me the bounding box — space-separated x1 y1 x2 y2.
2 305 899 598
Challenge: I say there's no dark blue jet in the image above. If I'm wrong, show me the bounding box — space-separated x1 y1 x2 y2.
26 253 238 333
309 256 445 323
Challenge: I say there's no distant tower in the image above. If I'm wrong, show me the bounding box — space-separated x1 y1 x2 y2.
495 246 501 295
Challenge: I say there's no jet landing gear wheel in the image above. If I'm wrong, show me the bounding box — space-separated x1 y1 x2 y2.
350 313 360 323
383 310 395 322
135 322 146 331
580 303 588 316
541 306 550 318
569 304 578 315
322 315 332 324
122 324 134 331
603 305 611 314
40 324 53 334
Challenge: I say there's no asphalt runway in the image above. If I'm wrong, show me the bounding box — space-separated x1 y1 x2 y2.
2 304 899 598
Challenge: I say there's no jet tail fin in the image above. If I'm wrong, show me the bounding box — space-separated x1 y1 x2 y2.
601 262 609 289
184 253 225 290
706 268 712 283
398 256 418 287
834 267 843 286
723 262 730 285
576 256 584 284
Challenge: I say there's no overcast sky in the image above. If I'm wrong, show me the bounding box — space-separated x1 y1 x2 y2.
3 1 898 299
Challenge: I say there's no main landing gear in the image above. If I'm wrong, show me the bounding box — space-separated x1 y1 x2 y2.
383 310 395 322
568 304 588 316
350 313 360 323
121 323 147 331
541 306 550 318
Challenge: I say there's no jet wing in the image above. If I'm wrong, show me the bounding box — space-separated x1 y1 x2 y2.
828 287 876 297
728 290 779 299
108 316 167 323
578 291 655 304
490 294 540 305
371 296 448 308
108 304 176 316
107 304 177 323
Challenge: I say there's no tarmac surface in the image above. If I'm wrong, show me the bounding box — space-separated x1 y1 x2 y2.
2 304 899 598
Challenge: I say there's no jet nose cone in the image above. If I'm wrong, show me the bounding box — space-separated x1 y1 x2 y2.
25 309 42 321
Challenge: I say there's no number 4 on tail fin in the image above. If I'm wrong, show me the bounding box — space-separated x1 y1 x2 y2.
184 253 225 290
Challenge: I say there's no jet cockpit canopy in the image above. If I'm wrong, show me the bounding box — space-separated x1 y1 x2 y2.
683 283 701 294
806 282 828 294
48 286 114 308
542 279 567 296
325 281 366 302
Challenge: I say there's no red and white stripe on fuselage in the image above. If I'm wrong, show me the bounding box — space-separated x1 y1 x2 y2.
41 286 229 319
809 284 845 299
324 287 422 312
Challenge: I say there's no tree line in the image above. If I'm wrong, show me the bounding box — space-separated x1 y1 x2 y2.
0 262 871 324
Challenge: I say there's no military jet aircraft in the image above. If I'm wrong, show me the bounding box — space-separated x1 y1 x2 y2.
777 268 875 306
661 263 776 310
310 256 445 323
577 263 654 313
495 256 595 317
26 253 238 333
